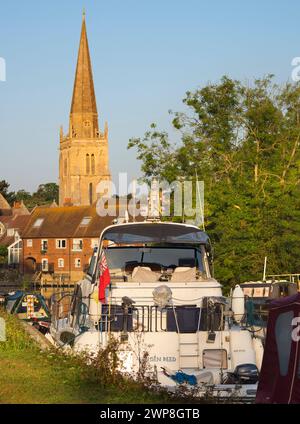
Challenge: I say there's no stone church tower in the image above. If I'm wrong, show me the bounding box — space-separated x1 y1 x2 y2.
59 13 111 206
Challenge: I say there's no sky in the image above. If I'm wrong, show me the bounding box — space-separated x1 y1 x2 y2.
0 0 300 192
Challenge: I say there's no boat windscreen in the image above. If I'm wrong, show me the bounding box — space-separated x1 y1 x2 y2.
102 223 209 245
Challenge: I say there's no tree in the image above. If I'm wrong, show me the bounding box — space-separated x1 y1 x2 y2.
128 76 300 288
0 181 59 210
0 245 8 264
0 180 15 205
32 183 59 204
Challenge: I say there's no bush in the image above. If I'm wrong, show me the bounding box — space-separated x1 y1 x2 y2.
0 246 8 265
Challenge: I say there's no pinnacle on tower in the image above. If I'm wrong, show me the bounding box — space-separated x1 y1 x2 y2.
70 12 98 138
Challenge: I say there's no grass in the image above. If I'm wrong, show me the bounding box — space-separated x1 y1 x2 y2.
0 309 173 404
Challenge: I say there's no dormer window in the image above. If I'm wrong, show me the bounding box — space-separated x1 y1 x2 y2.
80 217 91 226
33 218 44 228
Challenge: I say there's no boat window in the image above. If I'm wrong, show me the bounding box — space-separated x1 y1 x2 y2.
203 349 227 369
105 247 204 273
275 310 294 376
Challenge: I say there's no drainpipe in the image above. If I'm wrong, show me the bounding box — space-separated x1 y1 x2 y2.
69 238 71 285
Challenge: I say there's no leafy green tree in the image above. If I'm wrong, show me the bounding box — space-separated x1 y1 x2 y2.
0 245 8 264
32 183 59 205
128 76 300 288
0 180 15 205
0 182 59 210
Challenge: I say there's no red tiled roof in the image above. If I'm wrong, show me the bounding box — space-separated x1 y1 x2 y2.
0 193 11 212
22 202 142 239
0 235 15 247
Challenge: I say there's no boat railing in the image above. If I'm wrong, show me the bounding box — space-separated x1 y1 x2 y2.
95 303 223 334
97 305 169 333
267 273 300 288
49 289 225 334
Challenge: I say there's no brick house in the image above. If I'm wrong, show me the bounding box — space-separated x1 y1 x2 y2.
21 203 129 283
0 197 31 267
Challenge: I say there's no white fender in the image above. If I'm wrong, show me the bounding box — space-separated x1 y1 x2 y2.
252 336 264 370
89 287 101 322
231 284 245 323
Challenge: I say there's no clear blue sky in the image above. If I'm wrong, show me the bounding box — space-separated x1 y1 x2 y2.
0 0 299 192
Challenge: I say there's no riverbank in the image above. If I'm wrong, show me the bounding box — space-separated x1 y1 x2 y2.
0 310 173 404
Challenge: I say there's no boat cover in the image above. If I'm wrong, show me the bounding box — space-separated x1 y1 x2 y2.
256 292 300 403
102 223 209 244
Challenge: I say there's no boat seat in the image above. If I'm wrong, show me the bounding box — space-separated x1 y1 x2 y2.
125 261 162 273
173 266 193 273
171 267 196 282
131 266 160 282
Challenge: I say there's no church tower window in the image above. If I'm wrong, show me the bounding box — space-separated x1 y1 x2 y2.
86 154 90 174
91 154 95 175
89 183 93 205
64 159 67 177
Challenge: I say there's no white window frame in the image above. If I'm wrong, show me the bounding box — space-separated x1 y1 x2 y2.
72 239 83 251
41 258 48 272
91 238 98 249
56 239 67 249
58 258 64 268
27 239 33 247
41 239 48 251
7 228 14 237
74 258 81 268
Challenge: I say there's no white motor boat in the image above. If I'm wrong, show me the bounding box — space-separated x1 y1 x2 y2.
50 221 263 400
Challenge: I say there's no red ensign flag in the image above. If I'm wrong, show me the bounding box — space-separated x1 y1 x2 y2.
98 251 111 303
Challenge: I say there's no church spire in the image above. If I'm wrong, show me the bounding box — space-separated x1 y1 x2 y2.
70 12 99 138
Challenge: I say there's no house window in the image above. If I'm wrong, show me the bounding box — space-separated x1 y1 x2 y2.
41 240 48 252
91 239 98 249
75 258 81 268
56 239 66 249
58 258 64 268
41 258 48 272
27 239 33 248
72 239 83 251
7 229 14 237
